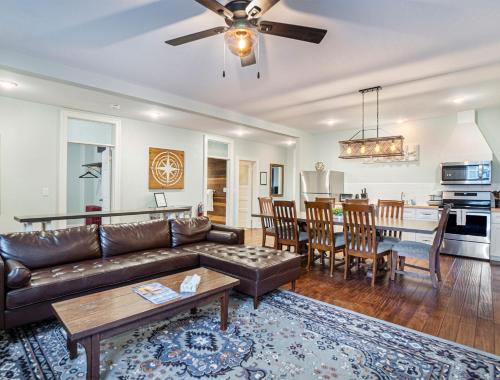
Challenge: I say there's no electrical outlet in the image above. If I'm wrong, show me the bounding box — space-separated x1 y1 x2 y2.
42 187 49 197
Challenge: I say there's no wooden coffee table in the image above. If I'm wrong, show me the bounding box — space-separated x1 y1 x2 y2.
52 267 240 380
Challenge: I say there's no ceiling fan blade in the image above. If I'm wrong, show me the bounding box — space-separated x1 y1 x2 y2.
165 26 228 46
246 0 280 19
241 51 257 67
194 0 234 19
259 21 327 44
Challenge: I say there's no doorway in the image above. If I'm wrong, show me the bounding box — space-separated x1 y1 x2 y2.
59 111 121 227
237 160 256 228
66 144 112 225
207 158 227 225
203 135 234 225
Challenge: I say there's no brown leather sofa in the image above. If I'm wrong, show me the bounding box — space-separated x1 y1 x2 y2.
0 217 301 329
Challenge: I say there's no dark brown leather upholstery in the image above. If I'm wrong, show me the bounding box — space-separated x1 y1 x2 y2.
100 219 171 257
6 248 199 309
206 230 239 245
5 260 31 289
194 245 301 281
0 225 101 269
185 244 301 303
211 224 245 245
170 217 211 247
0 217 301 328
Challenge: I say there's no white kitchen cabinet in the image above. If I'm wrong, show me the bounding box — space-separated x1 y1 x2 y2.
403 207 438 243
403 209 416 219
491 212 500 262
415 209 439 220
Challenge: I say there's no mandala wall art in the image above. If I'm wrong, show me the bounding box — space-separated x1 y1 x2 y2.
149 147 185 189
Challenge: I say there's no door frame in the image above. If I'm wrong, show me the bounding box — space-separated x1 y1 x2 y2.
58 109 122 227
235 157 259 229
203 134 234 225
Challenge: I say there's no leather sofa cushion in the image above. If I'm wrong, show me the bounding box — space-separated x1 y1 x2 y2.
170 217 211 247
100 219 171 257
6 260 32 289
191 244 302 281
6 248 199 310
206 230 239 245
0 225 101 269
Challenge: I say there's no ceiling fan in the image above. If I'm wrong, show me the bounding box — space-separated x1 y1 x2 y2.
165 0 327 67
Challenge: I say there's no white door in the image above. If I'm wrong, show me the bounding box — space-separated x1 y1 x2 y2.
238 160 253 228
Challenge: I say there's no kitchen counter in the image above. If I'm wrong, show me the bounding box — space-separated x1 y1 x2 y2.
492 208 500 213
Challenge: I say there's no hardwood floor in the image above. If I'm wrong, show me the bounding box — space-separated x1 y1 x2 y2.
245 228 500 355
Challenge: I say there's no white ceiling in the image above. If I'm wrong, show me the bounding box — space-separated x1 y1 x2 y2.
1 0 500 132
0 68 295 146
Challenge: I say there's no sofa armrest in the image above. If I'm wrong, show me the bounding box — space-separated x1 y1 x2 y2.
0 256 5 329
211 224 245 245
5 259 31 289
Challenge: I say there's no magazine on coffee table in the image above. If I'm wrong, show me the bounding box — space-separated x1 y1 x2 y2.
132 282 180 305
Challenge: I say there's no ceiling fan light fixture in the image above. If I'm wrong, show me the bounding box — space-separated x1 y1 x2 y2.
224 27 257 57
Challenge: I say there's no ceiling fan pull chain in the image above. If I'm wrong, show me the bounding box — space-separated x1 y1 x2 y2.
222 37 226 78
257 33 261 79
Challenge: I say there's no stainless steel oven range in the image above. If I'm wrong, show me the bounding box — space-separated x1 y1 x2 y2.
440 191 491 260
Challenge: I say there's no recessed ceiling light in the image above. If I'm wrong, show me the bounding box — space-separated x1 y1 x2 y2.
149 111 162 119
285 140 296 146
234 129 249 137
326 119 336 126
0 80 18 90
397 118 407 124
452 97 465 104
110 104 121 110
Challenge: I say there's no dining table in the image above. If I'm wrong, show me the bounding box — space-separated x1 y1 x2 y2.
252 210 439 277
251 211 439 235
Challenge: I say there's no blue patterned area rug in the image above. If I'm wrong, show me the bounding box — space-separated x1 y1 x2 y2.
0 290 498 379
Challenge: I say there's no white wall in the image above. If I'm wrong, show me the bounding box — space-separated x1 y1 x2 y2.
0 96 59 232
0 95 293 232
477 106 500 183
303 109 500 204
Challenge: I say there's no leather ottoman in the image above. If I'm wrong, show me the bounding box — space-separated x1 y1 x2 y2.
187 244 302 308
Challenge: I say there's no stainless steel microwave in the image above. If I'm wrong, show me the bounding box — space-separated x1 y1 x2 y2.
441 161 491 185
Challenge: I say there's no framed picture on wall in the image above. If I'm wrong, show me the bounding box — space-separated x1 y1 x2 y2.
149 147 185 189
260 171 268 186
154 193 167 208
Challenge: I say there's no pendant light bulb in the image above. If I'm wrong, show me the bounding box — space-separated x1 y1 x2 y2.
360 145 366 154
390 141 396 152
347 146 352 155
375 144 380 153
225 27 257 57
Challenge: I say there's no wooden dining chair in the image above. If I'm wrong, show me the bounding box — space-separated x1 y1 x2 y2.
342 203 393 286
345 199 369 205
273 200 308 253
377 200 405 242
390 205 451 288
305 201 345 275
258 197 276 248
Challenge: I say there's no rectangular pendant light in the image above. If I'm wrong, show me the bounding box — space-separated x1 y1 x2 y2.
339 135 404 159
338 86 405 159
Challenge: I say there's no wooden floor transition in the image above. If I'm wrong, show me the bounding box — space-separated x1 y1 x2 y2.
245 228 500 355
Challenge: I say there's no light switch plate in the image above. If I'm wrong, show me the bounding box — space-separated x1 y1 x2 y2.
42 187 49 197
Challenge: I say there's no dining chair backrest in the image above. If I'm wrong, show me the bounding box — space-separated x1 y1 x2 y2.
273 200 299 247
345 198 369 205
377 200 405 239
305 201 336 252
315 197 336 205
258 197 274 230
430 204 451 264
342 203 378 255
